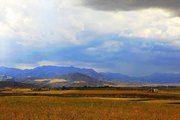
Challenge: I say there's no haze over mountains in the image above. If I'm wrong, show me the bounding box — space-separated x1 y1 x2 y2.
0 66 180 88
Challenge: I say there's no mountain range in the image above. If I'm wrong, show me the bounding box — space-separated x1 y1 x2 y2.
0 66 180 87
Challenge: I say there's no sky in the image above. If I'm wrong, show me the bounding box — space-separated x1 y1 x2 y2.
0 0 180 76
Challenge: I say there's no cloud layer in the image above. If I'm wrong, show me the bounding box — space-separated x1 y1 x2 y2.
0 0 85 49
83 0 180 16
0 0 180 76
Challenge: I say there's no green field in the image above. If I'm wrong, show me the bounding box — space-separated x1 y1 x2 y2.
0 89 180 120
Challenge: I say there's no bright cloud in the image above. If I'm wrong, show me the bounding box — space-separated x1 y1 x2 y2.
0 0 180 48
0 0 85 49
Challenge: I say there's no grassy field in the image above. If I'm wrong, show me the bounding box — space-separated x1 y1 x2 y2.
0 89 180 120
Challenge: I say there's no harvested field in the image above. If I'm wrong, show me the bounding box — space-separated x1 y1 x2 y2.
0 89 179 120
0 96 179 120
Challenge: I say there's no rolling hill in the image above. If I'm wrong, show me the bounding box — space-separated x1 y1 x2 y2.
27 73 113 87
0 66 180 85
0 81 36 88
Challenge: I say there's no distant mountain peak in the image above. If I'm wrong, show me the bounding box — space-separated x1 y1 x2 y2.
0 66 180 84
0 65 98 80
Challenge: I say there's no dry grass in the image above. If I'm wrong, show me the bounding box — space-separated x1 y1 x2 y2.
0 88 31 93
49 79 68 83
0 96 179 120
1 89 180 99
60 90 180 99
34 79 49 82
34 79 68 83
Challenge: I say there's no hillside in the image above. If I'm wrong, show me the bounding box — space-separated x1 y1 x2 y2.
0 66 97 79
0 81 36 88
28 73 112 87
0 66 180 85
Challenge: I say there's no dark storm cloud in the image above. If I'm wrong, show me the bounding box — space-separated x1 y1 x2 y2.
82 0 180 15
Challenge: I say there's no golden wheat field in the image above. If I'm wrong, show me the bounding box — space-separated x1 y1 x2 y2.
0 89 180 120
